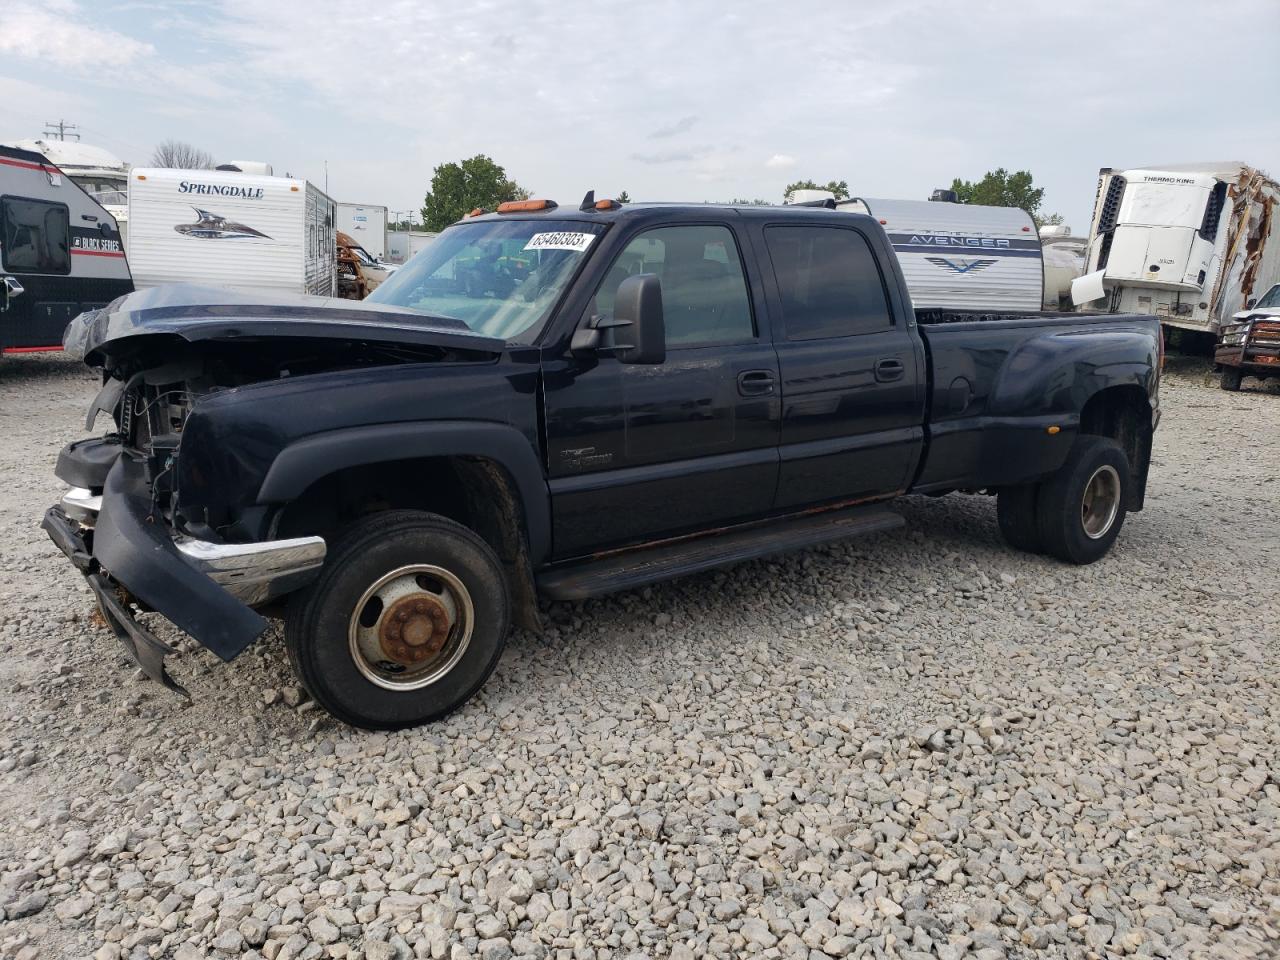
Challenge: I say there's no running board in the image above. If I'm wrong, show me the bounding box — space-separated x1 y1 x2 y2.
537 505 904 601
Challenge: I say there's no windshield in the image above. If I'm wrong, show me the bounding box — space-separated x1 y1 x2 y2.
1257 284 1280 308
366 218 605 342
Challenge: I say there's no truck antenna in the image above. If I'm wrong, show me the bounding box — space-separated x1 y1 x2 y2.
579 190 596 211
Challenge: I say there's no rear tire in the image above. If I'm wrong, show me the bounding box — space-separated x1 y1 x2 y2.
1035 436 1129 565
285 510 510 730
1220 366 1243 391
997 484 1043 553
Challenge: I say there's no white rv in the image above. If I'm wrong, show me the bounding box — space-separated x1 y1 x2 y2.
14 138 130 246
836 196 1043 312
1075 163 1280 337
337 203 388 261
0 143 132 352
126 167 336 297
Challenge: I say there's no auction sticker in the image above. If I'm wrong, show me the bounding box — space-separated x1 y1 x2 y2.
524 232 596 252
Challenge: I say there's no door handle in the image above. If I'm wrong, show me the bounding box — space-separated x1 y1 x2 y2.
874 358 905 382
737 369 776 396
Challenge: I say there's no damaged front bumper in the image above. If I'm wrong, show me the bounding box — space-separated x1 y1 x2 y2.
43 447 325 694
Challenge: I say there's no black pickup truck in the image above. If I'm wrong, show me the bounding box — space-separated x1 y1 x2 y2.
44 197 1162 729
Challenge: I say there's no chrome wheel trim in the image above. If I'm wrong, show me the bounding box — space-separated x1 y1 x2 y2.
347 564 474 691
1081 464 1121 540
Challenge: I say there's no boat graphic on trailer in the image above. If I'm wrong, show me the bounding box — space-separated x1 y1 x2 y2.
174 207 271 240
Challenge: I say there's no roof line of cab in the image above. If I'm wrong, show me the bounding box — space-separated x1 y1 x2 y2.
459 192 864 225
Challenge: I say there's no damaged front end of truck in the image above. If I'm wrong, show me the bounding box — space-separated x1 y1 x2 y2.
43 285 504 692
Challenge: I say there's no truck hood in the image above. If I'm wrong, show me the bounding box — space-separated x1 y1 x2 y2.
1232 306 1280 322
65 284 505 364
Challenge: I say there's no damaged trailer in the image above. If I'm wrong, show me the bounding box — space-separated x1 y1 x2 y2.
1074 163 1280 342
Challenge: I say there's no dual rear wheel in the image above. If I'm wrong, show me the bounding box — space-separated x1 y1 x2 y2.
997 436 1130 564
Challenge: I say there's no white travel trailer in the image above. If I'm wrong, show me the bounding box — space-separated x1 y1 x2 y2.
1075 163 1280 337
337 202 388 261
836 196 1043 312
14 138 130 245
126 167 336 297
0 143 132 352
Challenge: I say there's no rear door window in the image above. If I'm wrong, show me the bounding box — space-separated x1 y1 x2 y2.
765 225 893 340
1 196 72 274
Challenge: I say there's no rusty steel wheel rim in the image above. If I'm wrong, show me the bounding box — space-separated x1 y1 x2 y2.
347 564 474 691
1081 464 1121 540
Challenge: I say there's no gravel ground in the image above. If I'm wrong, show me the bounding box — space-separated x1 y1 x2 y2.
0 352 1277 960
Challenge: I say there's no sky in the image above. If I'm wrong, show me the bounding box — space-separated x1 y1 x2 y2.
2 0 1278 232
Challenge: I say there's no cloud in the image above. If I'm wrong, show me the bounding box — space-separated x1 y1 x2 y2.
632 149 699 165
0 1 154 67
648 116 698 139
765 154 797 170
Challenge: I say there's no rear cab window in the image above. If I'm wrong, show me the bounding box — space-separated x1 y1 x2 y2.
764 225 893 340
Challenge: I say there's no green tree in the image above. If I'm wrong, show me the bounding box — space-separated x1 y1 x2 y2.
420 155 529 231
949 168 1046 222
616 190 631 204
783 179 850 202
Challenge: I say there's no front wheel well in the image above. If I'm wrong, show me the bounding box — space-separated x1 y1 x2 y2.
274 456 540 632
1078 385 1153 510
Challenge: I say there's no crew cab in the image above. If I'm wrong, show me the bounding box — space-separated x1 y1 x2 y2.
44 197 1163 729
1215 281 1280 391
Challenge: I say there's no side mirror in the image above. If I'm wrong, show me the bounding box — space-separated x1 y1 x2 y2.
3 276 23 299
571 273 665 364
611 274 665 364
1246 298 1257 309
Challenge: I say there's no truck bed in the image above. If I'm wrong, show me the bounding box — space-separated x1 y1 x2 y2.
911 310 1161 494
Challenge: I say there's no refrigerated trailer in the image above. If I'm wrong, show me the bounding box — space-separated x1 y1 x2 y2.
126 167 336 297
1075 163 1280 338
336 202 388 261
0 143 132 353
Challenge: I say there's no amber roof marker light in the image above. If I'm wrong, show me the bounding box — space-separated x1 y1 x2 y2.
497 199 556 213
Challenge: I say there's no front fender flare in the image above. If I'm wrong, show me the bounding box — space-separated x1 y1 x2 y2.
256 421 551 563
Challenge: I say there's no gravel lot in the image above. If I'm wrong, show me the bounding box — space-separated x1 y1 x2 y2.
0 353 1277 960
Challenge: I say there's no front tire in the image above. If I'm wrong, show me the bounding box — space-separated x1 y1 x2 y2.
285 510 510 729
1035 437 1130 565
1220 366 1243 391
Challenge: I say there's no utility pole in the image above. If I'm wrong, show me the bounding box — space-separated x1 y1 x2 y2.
42 119 80 141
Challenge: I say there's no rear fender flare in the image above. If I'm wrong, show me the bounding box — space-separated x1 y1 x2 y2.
987 329 1159 420
256 421 550 563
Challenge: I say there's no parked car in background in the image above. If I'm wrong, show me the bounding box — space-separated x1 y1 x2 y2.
0 143 132 354
336 230 392 299
1075 163 1280 346
44 197 1162 729
1215 281 1280 390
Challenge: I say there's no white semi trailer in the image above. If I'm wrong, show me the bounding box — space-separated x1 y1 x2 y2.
1074 163 1280 340
336 202 388 261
